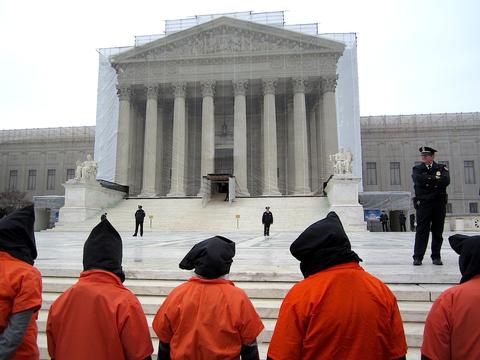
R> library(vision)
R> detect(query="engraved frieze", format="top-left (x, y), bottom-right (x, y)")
top-left (129, 25), bottom-right (333, 61)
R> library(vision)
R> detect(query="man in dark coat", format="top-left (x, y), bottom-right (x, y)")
top-left (412, 146), bottom-right (450, 266)
top-left (133, 205), bottom-right (146, 237)
top-left (380, 210), bottom-right (389, 232)
top-left (399, 212), bottom-right (407, 232)
top-left (262, 206), bottom-right (273, 236)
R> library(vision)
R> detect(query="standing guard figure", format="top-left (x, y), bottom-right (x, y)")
top-left (412, 146), bottom-right (450, 266)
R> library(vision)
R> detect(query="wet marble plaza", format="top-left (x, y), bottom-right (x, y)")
top-left (35, 228), bottom-right (468, 285)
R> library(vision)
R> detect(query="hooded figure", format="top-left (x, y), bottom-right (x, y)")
top-left (179, 235), bottom-right (235, 279)
top-left (0, 205), bottom-right (42, 359)
top-left (153, 236), bottom-right (264, 360)
top-left (290, 211), bottom-right (362, 278)
top-left (46, 220), bottom-right (153, 360)
top-left (422, 234), bottom-right (480, 360)
top-left (83, 219), bottom-right (125, 282)
top-left (0, 204), bottom-right (37, 265)
top-left (268, 212), bottom-right (407, 360)
top-left (449, 234), bottom-right (480, 283)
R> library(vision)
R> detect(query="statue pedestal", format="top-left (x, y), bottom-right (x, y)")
top-left (325, 175), bottom-right (366, 231)
top-left (58, 181), bottom-right (125, 223)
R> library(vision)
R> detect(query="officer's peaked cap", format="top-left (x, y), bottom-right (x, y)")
top-left (419, 146), bottom-right (437, 155)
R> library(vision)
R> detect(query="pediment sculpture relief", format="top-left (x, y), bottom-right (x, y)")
top-left (130, 26), bottom-right (330, 60)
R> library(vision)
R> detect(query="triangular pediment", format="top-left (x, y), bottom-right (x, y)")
top-left (113, 16), bottom-right (345, 63)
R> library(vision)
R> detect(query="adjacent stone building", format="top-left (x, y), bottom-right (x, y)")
top-left (361, 112), bottom-right (480, 215)
top-left (0, 127), bottom-right (95, 197)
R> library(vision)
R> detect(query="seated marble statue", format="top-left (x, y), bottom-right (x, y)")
top-left (80, 155), bottom-right (98, 183)
top-left (330, 148), bottom-right (353, 175)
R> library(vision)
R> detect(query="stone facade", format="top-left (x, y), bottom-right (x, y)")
top-left (0, 127), bottom-right (95, 197)
top-left (361, 112), bottom-right (480, 215)
top-left (107, 16), bottom-right (345, 197)
top-left (1, 113), bottom-right (478, 217)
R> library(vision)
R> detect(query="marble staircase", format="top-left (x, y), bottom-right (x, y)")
top-left (37, 269), bottom-right (450, 359)
top-left (53, 196), bottom-right (332, 232)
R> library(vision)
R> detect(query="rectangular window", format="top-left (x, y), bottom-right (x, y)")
top-left (390, 162), bottom-right (401, 185)
top-left (366, 162), bottom-right (377, 185)
top-left (464, 161), bottom-right (476, 184)
top-left (27, 169), bottom-right (37, 190)
top-left (469, 202), bottom-right (478, 214)
top-left (47, 169), bottom-right (56, 190)
top-left (66, 168), bottom-right (75, 181)
top-left (446, 203), bottom-right (452, 214)
top-left (9, 170), bottom-right (18, 191)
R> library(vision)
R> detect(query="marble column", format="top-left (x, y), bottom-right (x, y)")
top-left (199, 80), bottom-right (215, 177)
top-left (309, 105), bottom-right (319, 193)
top-left (233, 80), bottom-right (250, 196)
top-left (115, 85), bottom-right (132, 186)
top-left (315, 95), bottom-right (325, 183)
top-left (167, 82), bottom-right (187, 197)
top-left (262, 79), bottom-right (281, 196)
top-left (321, 76), bottom-right (339, 177)
top-left (286, 97), bottom-right (295, 194)
top-left (141, 85), bottom-right (159, 196)
top-left (292, 78), bottom-right (311, 195)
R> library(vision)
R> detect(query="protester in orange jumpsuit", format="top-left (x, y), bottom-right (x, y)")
top-left (267, 212), bottom-right (407, 360)
top-left (421, 234), bottom-right (480, 360)
top-left (46, 219), bottom-right (153, 360)
top-left (0, 205), bottom-right (42, 360)
top-left (153, 236), bottom-right (264, 360)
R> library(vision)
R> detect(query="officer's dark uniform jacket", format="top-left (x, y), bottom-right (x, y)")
top-left (135, 209), bottom-right (146, 222)
top-left (412, 162), bottom-right (450, 204)
top-left (262, 212), bottom-right (273, 225)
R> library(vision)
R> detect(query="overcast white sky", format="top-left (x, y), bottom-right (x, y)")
top-left (0, 0), bottom-right (478, 130)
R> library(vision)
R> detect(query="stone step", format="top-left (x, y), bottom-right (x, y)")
top-left (54, 197), bottom-right (332, 232)
top-left (41, 288), bottom-right (432, 325)
top-left (41, 275), bottom-right (451, 301)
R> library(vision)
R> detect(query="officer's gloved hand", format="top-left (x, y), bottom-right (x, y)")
top-left (413, 199), bottom-right (419, 210)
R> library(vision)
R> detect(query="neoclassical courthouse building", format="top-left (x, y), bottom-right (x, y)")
top-left (0, 12), bottom-right (479, 220)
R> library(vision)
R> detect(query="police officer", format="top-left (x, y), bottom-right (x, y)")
top-left (262, 206), bottom-right (273, 236)
top-left (133, 205), bottom-right (146, 237)
top-left (412, 146), bottom-right (450, 265)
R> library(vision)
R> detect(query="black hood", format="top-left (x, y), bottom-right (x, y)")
top-left (179, 236), bottom-right (235, 279)
top-left (290, 211), bottom-right (362, 278)
top-left (0, 204), bottom-right (37, 265)
top-left (449, 234), bottom-right (480, 284)
top-left (83, 219), bottom-right (125, 282)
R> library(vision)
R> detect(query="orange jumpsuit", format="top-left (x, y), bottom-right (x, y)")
top-left (422, 275), bottom-right (480, 360)
top-left (0, 251), bottom-right (42, 360)
top-left (46, 269), bottom-right (153, 360)
top-left (153, 276), bottom-right (264, 359)
top-left (268, 262), bottom-right (407, 360)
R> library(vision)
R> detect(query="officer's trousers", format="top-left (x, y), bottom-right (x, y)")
top-left (413, 200), bottom-right (446, 260)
